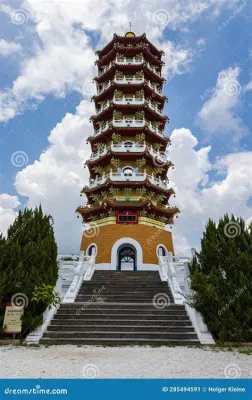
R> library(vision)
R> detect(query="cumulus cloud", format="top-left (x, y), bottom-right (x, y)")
top-left (0, 40), bottom-right (21, 57)
top-left (0, 0), bottom-right (241, 122)
top-left (196, 66), bottom-right (248, 141)
top-left (15, 100), bottom-right (94, 253)
top-left (0, 194), bottom-right (20, 237)
top-left (168, 128), bottom-right (252, 255)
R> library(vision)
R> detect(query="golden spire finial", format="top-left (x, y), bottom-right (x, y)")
top-left (125, 22), bottom-right (135, 38)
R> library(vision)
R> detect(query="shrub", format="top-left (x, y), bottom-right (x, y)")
top-left (189, 214), bottom-right (252, 342)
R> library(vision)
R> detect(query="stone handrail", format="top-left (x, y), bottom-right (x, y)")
top-left (83, 255), bottom-right (96, 281)
top-left (62, 253), bottom-right (94, 303)
top-left (158, 254), bottom-right (184, 304)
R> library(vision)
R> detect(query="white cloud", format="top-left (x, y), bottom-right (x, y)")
top-left (14, 100), bottom-right (94, 253)
top-left (0, 40), bottom-right (21, 57)
top-left (0, 0), bottom-right (241, 122)
top-left (196, 38), bottom-right (206, 48)
top-left (244, 81), bottom-right (252, 93)
top-left (0, 194), bottom-right (20, 237)
top-left (168, 128), bottom-right (252, 255)
top-left (196, 66), bottom-right (248, 141)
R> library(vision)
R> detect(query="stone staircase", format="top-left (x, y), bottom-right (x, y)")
top-left (40, 271), bottom-right (199, 345)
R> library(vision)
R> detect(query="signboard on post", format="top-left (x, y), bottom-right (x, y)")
top-left (3, 303), bottom-right (24, 334)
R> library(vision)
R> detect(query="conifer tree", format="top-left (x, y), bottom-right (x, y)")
top-left (0, 206), bottom-right (58, 336)
top-left (189, 214), bottom-right (252, 342)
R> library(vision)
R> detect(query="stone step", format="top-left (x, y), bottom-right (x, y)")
top-left (43, 331), bottom-right (198, 340)
top-left (54, 313), bottom-right (189, 320)
top-left (56, 308), bottom-right (186, 315)
top-left (51, 319), bottom-right (191, 326)
top-left (40, 270), bottom-right (200, 346)
top-left (47, 325), bottom-right (195, 333)
top-left (40, 337), bottom-right (199, 346)
top-left (60, 303), bottom-right (183, 310)
top-left (80, 283), bottom-right (168, 287)
top-left (75, 298), bottom-right (174, 304)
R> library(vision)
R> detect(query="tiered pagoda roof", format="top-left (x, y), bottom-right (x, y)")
top-left (77, 32), bottom-right (179, 226)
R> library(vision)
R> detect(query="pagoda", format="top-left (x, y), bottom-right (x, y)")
top-left (77, 32), bottom-right (180, 271)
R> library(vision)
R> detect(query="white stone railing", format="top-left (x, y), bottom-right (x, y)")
top-left (113, 118), bottom-right (145, 128)
top-left (147, 121), bottom-right (164, 137)
top-left (94, 122), bottom-right (110, 136)
top-left (113, 96), bottom-right (144, 105)
top-left (147, 80), bottom-right (162, 94)
top-left (90, 146), bottom-right (107, 161)
top-left (96, 101), bottom-right (110, 114)
top-left (110, 169), bottom-right (146, 182)
top-left (83, 255), bottom-right (96, 281)
top-left (116, 56), bottom-right (143, 65)
top-left (157, 252), bottom-right (215, 344)
top-left (89, 174), bottom-right (107, 188)
top-left (183, 262), bottom-right (215, 344)
top-left (63, 254), bottom-right (95, 303)
top-left (147, 101), bottom-right (163, 115)
top-left (158, 254), bottom-right (184, 305)
top-left (98, 62), bottom-right (113, 77)
top-left (148, 174), bottom-right (167, 190)
top-left (148, 145), bottom-right (165, 159)
top-left (145, 62), bottom-right (161, 77)
top-left (111, 141), bottom-right (146, 153)
top-left (26, 252), bottom-right (87, 344)
top-left (97, 80), bottom-right (111, 94)
top-left (115, 76), bottom-right (144, 85)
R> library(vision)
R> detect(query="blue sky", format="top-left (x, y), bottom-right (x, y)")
top-left (0, 0), bottom-right (252, 255)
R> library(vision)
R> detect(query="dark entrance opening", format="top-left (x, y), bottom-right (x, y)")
top-left (118, 246), bottom-right (136, 271)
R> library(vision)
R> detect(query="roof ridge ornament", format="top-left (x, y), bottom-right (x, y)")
top-left (125, 22), bottom-right (135, 38)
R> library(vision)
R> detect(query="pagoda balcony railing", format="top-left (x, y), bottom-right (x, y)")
top-left (97, 80), bottom-right (112, 94)
top-left (111, 141), bottom-right (146, 153)
top-left (113, 96), bottom-right (144, 105)
top-left (148, 174), bottom-right (168, 190)
top-left (88, 172), bottom-right (168, 189)
top-left (94, 122), bottom-right (110, 136)
top-left (89, 174), bottom-right (107, 188)
top-left (115, 77), bottom-right (144, 85)
top-left (146, 121), bottom-right (165, 137)
top-left (93, 119), bottom-right (164, 137)
top-left (110, 169), bottom-right (147, 182)
top-left (148, 145), bottom-right (166, 160)
top-left (147, 80), bottom-right (162, 94)
top-left (90, 146), bottom-right (108, 161)
top-left (113, 118), bottom-right (145, 128)
top-left (116, 57), bottom-right (144, 65)
top-left (145, 62), bottom-right (161, 77)
top-left (96, 101), bottom-right (110, 114)
top-left (98, 62), bottom-right (113, 77)
top-left (147, 101), bottom-right (163, 115)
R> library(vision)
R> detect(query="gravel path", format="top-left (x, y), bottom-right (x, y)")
top-left (0, 345), bottom-right (251, 378)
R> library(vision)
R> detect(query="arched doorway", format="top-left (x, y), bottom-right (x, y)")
top-left (118, 245), bottom-right (136, 271)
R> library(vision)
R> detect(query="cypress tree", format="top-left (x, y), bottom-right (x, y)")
top-left (0, 206), bottom-right (58, 336)
top-left (189, 214), bottom-right (252, 342)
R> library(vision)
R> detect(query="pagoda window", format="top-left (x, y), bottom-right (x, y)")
top-left (157, 245), bottom-right (167, 256)
top-left (123, 167), bottom-right (133, 176)
top-left (87, 244), bottom-right (97, 256)
top-left (124, 141), bottom-right (133, 148)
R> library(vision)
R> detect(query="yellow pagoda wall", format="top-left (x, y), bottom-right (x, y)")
top-left (80, 223), bottom-right (174, 265)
